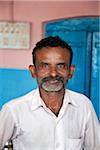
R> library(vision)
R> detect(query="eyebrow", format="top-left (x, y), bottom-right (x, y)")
top-left (39, 61), bottom-right (69, 66)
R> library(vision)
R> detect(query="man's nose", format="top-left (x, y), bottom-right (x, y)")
top-left (50, 67), bottom-right (58, 77)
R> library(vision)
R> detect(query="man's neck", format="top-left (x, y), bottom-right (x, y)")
top-left (39, 88), bottom-right (65, 116)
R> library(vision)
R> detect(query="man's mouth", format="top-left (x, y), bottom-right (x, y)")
top-left (41, 76), bottom-right (64, 92)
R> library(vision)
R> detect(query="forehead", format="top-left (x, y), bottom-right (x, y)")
top-left (35, 47), bottom-right (71, 62)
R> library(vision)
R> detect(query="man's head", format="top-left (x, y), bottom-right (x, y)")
top-left (29, 36), bottom-right (75, 93)
top-left (32, 36), bottom-right (73, 66)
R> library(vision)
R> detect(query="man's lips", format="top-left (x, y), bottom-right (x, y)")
top-left (46, 79), bottom-right (59, 84)
top-left (41, 76), bottom-right (64, 84)
top-left (43, 80), bottom-right (63, 89)
top-left (41, 76), bottom-right (64, 92)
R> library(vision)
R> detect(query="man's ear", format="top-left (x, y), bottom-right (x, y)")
top-left (29, 65), bottom-right (37, 78)
top-left (68, 65), bottom-right (75, 79)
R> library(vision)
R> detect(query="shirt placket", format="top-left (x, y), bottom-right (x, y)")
top-left (54, 119), bottom-right (65, 150)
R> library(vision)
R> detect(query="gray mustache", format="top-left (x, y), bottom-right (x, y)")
top-left (41, 75), bottom-right (64, 83)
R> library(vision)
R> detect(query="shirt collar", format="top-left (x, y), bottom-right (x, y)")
top-left (30, 88), bottom-right (78, 111)
top-left (65, 89), bottom-right (78, 107)
top-left (31, 89), bottom-right (43, 111)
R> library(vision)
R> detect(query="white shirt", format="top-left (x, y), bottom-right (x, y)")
top-left (0, 89), bottom-right (99, 150)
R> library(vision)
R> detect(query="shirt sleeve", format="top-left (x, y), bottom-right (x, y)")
top-left (0, 104), bottom-right (15, 149)
top-left (84, 100), bottom-right (100, 150)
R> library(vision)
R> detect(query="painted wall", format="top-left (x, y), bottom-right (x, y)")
top-left (0, 0), bottom-right (99, 69)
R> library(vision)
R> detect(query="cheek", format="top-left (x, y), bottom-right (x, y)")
top-left (58, 69), bottom-right (69, 77)
top-left (35, 66), bottom-right (49, 77)
top-left (35, 72), bottom-right (47, 84)
top-left (36, 71), bottom-right (48, 80)
top-left (59, 70), bottom-right (69, 83)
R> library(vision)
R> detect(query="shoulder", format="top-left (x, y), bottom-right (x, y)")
top-left (66, 89), bottom-right (93, 109)
top-left (65, 89), bottom-right (98, 121)
top-left (0, 89), bottom-right (39, 126)
top-left (1, 89), bottom-right (38, 111)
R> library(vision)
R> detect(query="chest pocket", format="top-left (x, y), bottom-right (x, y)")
top-left (66, 138), bottom-right (82, 150)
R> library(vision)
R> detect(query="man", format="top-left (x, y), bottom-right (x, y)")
top-left (0, 36), bottom-right (99, 150)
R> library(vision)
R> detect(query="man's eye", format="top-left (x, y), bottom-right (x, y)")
top-left (41, 63), bottom-right (49, 69)
top-left (57, 63), bottom-right (66, 69)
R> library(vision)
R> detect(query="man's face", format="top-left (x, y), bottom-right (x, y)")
top-left (30, 47), bottom-right (73, 92)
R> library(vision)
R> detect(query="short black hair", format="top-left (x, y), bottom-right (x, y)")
top-left (32, 36), bottom-right (73, 66)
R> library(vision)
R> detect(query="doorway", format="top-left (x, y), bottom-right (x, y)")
top-left (44, 17), bottom-right (100, 118)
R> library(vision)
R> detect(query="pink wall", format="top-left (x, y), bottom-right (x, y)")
top-left (0, 1), bottom-right (99, 69)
